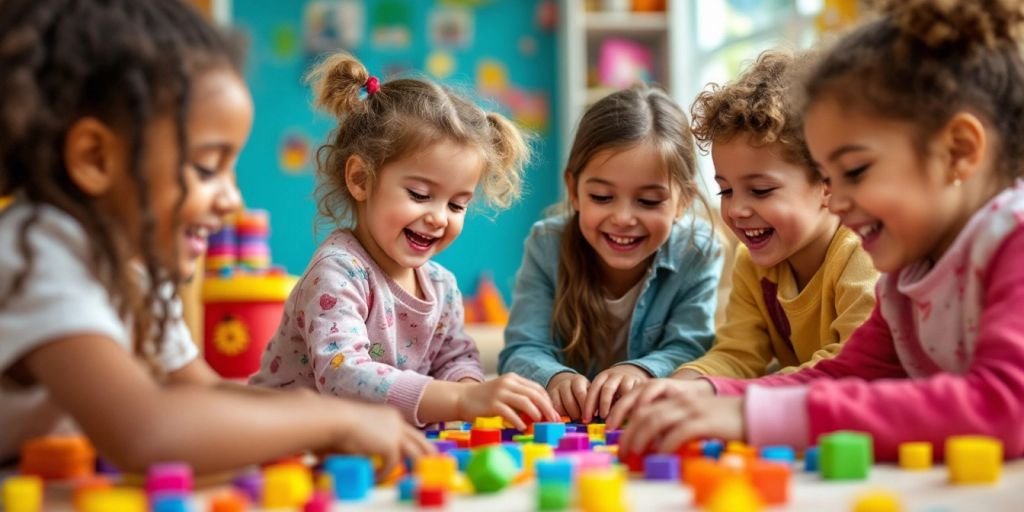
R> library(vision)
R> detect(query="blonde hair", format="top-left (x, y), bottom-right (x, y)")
top-left (307, 52), bottom-right (530, 227)
top-left (691, 49), bottom-right (818, 181)
top-left (553, 85), bottom-right (709, 374)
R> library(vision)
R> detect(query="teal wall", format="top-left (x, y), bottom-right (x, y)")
top-left (231, 0), bottom-right (561, 301)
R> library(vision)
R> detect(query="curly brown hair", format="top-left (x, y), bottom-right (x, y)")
top-left (691, 49), bottom-right (819, 181)
top-left (307, 52), bottom-right (530, 229)
top-left (803, 0), bottom-right (1024, 183)
top-left (0, 0), bottom-right (242, 361)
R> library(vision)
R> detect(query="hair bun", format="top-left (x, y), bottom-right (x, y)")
top-left (870, 0), bottom-right (1024, 49)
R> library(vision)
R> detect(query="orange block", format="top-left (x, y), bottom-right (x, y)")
top-left (750, 460), bottom-right (790, 505)
top-left (208, 489), bottom-right (250, 512)
top-left (690, 461), bottom-right (731, 507)
top-left (19, 436), bottom-right (96, 480)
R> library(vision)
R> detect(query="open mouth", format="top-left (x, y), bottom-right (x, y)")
top-left (739, 227), bottom-right (773, 249)
top-left (404, 228), bottom-right (438, 252)
top-left (604, 232), bottom-right (645, 252)
top-left (184, 225), bottom-right (210, 256)
top-left (853, 221), bottom-right (882, 249)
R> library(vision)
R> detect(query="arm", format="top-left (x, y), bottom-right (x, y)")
top-left (429, 283), bottom-right (485, 383)
top-left (498, 224), bottom-right (576, 387)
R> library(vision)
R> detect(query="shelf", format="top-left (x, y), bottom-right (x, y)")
top-left (584, 11), bottom-right (668, 33)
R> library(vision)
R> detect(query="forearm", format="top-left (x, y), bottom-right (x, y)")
top-left (416, 379), bottom-right (464, 424)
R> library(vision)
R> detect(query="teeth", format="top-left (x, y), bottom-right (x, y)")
top-left (194, 226), bottom-right (209, 238)
top-left (856, 223), bottom-right (880, 238)
top-left (608, 234), bottom-right (637, 245)
top-left (743, 228), bottom-right (769, 238)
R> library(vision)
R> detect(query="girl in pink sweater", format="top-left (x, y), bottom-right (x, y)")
top-left (609, 0), bottom-right (1024, 460)
top-left (251, 52), bottom-right (559, 429)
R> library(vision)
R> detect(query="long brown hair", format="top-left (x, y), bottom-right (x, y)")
top-left (0, 0), bottom-right (242, 361)
top-left (553, 86), bottom-right (709, 373)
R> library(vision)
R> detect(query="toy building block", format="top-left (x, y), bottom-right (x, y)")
top-left (574, 451), bottom-right (614, 472)
top-left (2, 475), bottom-right (42, 512)
top-left (852, 490), bottom-right (904, 512)
top-left (151, 494), bottom-right (190, 512)
top-left (819, 431), bottom-right (873, 480)
top-left (643, 454), bottom-right (680, 481)
top-left (706, 477), bottom-right (762, 512)
top-left (323, 455), bottom-right (373, 500)
top-left (522, 443), bottom-right (555, 474)
top-left (470, 428), bottom-right (502, 448)
top-left (803, 446), bottom-right (819, 472)
top-left (449, 472), bottom-right (475, 494)
top-left (578, 468), bottom-right (626, 512)
top-left (145, 462), bottom-right (194, 497)
top-left (397, 476), bottom-right (418, 502)
top-left (441, 430), bottom-right (471, 448)
top-left (73, 475), bottom-right (113, 511)
top-left (19, 435), bottom-right (96, 480)
top-left (467, 446), bottom-right (519, 493)
top-left (898, 442), bottom-right (932, 470)
top-left (79, 488), bottom-right (147, 512)
top-left (474, 416), bottom-right (504, 429)
top-left (534, 423), bottom-right (567, 446)
top-left (720, 453), bottom-right (748, 472)
top-left (262, 464), bottom-right (313, 509)
top-left (676, 440), bottom-right (703, 460)
top-left (432, 439), bottom-right (458, 453)
top-left (618, 450), bottom-right (646, 473)
top-left (536, 458), bottom-right (574, 485)
top-left (302, 491), bottom-right (331, 512)
top-left (946, 435), bottom-right (1002, 484)
top-left (750, 461), bottom-right (790, 505)
top-left (417, 486), bottom-right (446, 508)
top-left (501, 443), bottom-right (525, 469)
top-left (513, 434), bottom-right (534, 443)
top-left (231, 471), bottom-right (263, 503)
top-left (448, 448), bottom-right (472, 472)
top-left (538, 482), bottom-right (571, 511)
top-left (702, 439), bottom-right (725, 459)
top-left (556, 433), bottom-right (590, 452)
top-left (587, 423), bottom-right (606, 441)
top-left (416, 455), bottom-right (457, 490)
top-left (208, 490), bottom-right (249, 512)
top-left (690, 461), bottom-right (732, 507)
top-left (604, 429), bottom-right (622, 446)
top-left (760, 445), bottom-right (796, 464)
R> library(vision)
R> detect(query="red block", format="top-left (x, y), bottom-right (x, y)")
top-left (418, 486), bottom-right (446, 508)
top-left (470, 428), bottom-right (501, 448)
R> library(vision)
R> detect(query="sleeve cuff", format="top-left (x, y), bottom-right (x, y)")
top-left (705, 376), bottom-right (746, 396)
top-left (744, 384), bottom-right (810, 449)
top-left (386, 372), bottom-right (433, 427)
top-left (443, 365), bottom-right (485, 383)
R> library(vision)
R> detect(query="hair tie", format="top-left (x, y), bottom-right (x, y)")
top-left (364, 76), bottom-right (380, 97)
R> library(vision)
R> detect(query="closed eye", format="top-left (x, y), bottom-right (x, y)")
top-left (589, 194), bottom-right (612, 203)
top-left (844, 164), bottom-right (869, 182)
top-left (716, 188), bottom-right (733, 198)
top-left (448, 202), bottom-right (467, 213)
top-left (638, 198), bottom-right (665, 207)
top-left (751, 187), bottom-right (776, 197)
top-left (407, 189), bottom-right (429, 201)
top-left (191, 162), bottom-right (217, 180)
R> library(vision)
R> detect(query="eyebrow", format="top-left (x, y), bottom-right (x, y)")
top-left (825, 144), bottom-right (868, 163)
top-left (714, 173), bottom-right (775, 182)
top-left (404, 175), bottom-right (474, 198)
top-left (583, 177), bottom-right (669, 192)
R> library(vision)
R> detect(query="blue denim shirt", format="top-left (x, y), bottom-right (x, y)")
top-left (498, 214), bottom-right (722, 386)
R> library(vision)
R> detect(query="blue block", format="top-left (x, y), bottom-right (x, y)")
top-left (804, 446), bottom-right (820, 472)
top-left (702, 439), bottom-right (724, 460)
top-left (449, 448), bottom-right (472, 472)
top-left (424, 429), bottom-right (441, 439)
top-left (151, 494), bottom-right (191, 512)
top-left (501, 443), bottom-right (524, 469)
top-left (323, 455), bottom-right (373, 501)
top-left (535, 458), bottom-right (574, 484)
top-left (534, 423), bottom-right (567, 446)
top-left (397, 476), bottom-right (418, 502)
top-left (761, 445), bottom-right (796, 464)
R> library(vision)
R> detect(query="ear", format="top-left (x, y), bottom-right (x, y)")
top-left (564, 170), bottom-right (579, 211)
top-left (345, 154), bottom-right (370, 201)
top-left (64, 118), bottom-right (124, 196)
top-left (820, 178), bottom-right (832, 208)
top-left (942, 112), bottom-right (987, 184)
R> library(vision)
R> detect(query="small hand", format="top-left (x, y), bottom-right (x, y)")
top-left (331, 402), bottom-right (436, 480)
top-left (604, 377), bottom-right (714, 430)
top-left (546, 372), bottom-right (590, 421)
top-left (618, 394), bottom-right (744, 457)
top-left (582, 365), bottom-right (650, 422)
top-left (457, 374), bottom-right (561, 430)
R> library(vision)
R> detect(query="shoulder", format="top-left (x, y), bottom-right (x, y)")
top-left (305, 230), bottom-right (375, 278)
top-left (528, 215), bottom-right (569, 242)
top-left (0, 201), bottom-right (92, 270)
top-left (827, 227), bottom-right (878, 282)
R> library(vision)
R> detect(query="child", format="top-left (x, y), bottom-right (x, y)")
top-left (604, 50), bottom-right (878, 422)
top-left (614, 0), bottom-right (1024, 461)
top-left (0, 0), bottom-right (433, 476)
top-left (498, 86), bottom-right (723, 422)
top-left (249, 52), bottom-right (560, 430)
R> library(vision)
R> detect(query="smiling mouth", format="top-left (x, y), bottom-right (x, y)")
top-left (404, 229), bottom-right (438, 251)
top-left (604, 232), bottom-right (644, 251)
top-left (739, 227), bottom-right (773, 247)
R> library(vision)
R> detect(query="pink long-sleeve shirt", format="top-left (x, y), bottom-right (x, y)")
top-left (250, 229), bottom-right (484, 424)
top-left (709, 181), bottom-right (1024, 461)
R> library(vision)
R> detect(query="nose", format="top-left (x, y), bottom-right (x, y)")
top-left (215, 173), bottom-right (243, 215)
top-left (611, 201), bottom-right (637, 227)
top-left (425, 204), bottom-right (448, 229)
top-left (725, 197), bottom-right (751, 220)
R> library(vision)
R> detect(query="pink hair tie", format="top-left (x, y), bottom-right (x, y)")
top-left (364, 76), bottom-right (380, 97)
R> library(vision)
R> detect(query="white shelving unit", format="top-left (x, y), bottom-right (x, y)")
top-left (558, 0), bottom-right (694, 164)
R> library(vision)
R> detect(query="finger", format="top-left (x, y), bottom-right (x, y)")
top-left (511, 381), bottom-right (555, 420)
top-left (494, 403), bottom-right (525, 431)
top-left (497, 394), bottom-right (533, 430)
top-left (582, 373), bottom-right (608, 422)
top-left (560, 385), bottom-right (582, 421)
top-left (598, 375), bottom-right (623, 420)
top-left (570, 377), bottom-right (590, 420)
top-left (550, 390), bottom-right (568, 418)
top-left (375, 445), bottom-right (399, 481)
top-left (623, 404), bottom-right (683, 456)
top-left (657, 420), bottom-right (700, 454)
top-left (604, 385), bottom-right (642, 430)
top-left (619, 377), bottom-right (640, 397)
top-left (409, 426), bottom-right (437, 456)
top-left (635, 381), bottom-right (672, 409)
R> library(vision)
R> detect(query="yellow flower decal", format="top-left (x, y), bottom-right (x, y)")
top-left (330, 353), bottom-right (346, 368)
top-left (213, 315), bottom-right (250, 356)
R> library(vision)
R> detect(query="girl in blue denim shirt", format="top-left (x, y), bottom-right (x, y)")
top-left (499, 86), bottom-right (722, 422)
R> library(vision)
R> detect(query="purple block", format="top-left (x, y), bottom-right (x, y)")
top-left (502, 428), bottom-right (519, 442)
top-left (145, 462), bottom-right (193, 496)
top-left (556, 433), bottom-right (590, 452)
top-left (432, 440), bottom-right (457, 453)
top-left (605, 430), bottom-right (622, 445)
top-left (643, 454), bottom-right (680, 481)
top-left (232, 471), bottom-right (263, 503)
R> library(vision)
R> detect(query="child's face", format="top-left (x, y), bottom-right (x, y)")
top-left (712, 136), bottom-right (834, 271)
top-left (569, 142), bottom-right (682, 291)
top-left (149, 68), bottom-right (253, 279)
top-left (805, 98), bottom-right (960, 272)
top-left (356, 139), bottom-right (483, 279)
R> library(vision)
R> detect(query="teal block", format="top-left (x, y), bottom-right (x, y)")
top-left (537, 482), bottom-right (571, 510)
top-left (466, 446), bottom-right (518, 494)
top-left (819, 431), bottom-right (873, 480)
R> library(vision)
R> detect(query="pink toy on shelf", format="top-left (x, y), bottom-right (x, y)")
top-left (597, 38), bottom-right (654, 89)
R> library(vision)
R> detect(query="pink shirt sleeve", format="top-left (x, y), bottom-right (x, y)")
top-left (742, 228), bottom-right (1024, 460)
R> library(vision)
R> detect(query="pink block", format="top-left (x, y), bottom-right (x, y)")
top-left (145, 462), bottom-right (193, 496)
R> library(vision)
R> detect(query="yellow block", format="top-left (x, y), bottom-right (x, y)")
top-left (852, 489), bottom-right (904, 512)
top-left (262, 464), bottom-right (313, 509)
top-left (898, 442), bottom-right (932, 470)
top-left (946, 435), bottom-right (1002, 484)
top-left (588, 423), bottom-right (606, 441)
top-left (521, 443), bottom-right (555, 474)
top-left (3, 476), bottom-right (42, 512)
top-left (416, 455), bottom-right (457, 490)
top-left (79, 488), bottom-right (146, 512)
top-left (577, 468), bottom-right (626, 512)
top-left (707, 477), bottom-right (762, 512)
top-left (474, 416), bottom-right (504, 430)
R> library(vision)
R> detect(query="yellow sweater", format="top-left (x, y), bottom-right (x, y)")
top-left (681, 227), bottom-right (878, 378)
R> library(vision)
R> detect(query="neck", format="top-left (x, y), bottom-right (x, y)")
top-left (786, 215), bottom-right (841, 291)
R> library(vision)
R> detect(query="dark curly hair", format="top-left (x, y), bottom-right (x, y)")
top-left (0, 0), bottom-right (243, 362)
top-left (802, 0), bottom-right (1024, 184)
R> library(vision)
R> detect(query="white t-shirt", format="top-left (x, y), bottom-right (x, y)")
top-left (0, 201), bottom-right (197, 460)
top-left (604, 278), bottom-right (645, 362)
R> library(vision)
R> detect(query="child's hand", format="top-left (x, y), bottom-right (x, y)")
top-left (604, 377), bottom-right (714, 430)
top-left (618, 394), bottom-right (744, 456)
top-left (546, 372), bottom-right (590, 421)
top-left (582, 365), bottom-right (650, 422)
top-left (458, 374), bottom-right (561, 430)
top-left (331, 401), bottom-right (436, 479)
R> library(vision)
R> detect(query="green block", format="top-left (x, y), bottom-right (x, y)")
top-left (466, 446), bottom-right (518, 493)
top-left (819, 431), bottom-right (873, 480)
top-left (538, 482), bottom-right (571, 510)
top-left (513, 434), bottom-right (534, 444)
